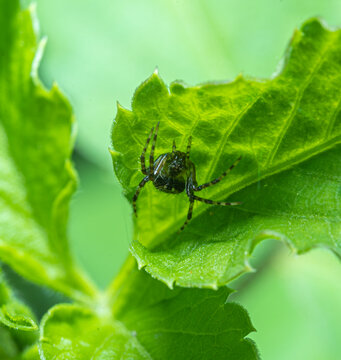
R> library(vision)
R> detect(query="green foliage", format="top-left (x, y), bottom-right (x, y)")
top-left (40, 257), bottom-right (258, 360)
top-left (0, 270), bottom-right (37, 331)
top-left (39, 303), bottom-right (151, 359)
top-left (0, 270), bottom-right (38, 359)
top-left (0, 0), bottom-right (96, 302)
top-left (0, 1), bottom-right (259, 358)
top-left (32, 0), bottom-right (341, 170)
top-left (2, 0), bottom-right (341, 358)
top-left (111, 18), bottom-right (341, 288)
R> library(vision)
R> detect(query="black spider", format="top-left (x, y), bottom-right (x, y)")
top-left (133, 122), bottom-right (242, 231)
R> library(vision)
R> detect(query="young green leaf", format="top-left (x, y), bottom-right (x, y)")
top-left (0, 0), bottom-right (97, 301)
top-left (111, 18), bottom-right (341, 288)
top-left (40, 257), bottom-right (259, 360)
top-left (0, 270), bottom-right (37, 332)
top-left (0, 269), bottom-right (38, 359)
top-left (39, 303), bottom-right (151, 360)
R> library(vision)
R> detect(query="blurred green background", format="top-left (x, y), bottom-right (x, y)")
top-left (21, 0), bottom-right (341, 358)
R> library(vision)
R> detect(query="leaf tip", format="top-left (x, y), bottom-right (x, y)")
top-left (236, 73), bottom-right (244, 82)
top-left (130, 245), bottom-right (147, 270)
top-left (164, 277), bottom-right (175, 289)
top-left (109, 147), bottom-right (120, 159)
top-left (114, 102), bottom-right (133, 128)
top-left (116, 100), bottom-right (123, 111)
top-left (243, 261), bottom-right (255, 274)
top-left (137, 262), bottom-right (145, 271)
top-left (208, 282), bottom-right (218, 290)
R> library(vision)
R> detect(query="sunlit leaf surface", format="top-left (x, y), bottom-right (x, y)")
top-left (1, 2), bottom-right (261, 358)
top-left (112, 18), bottom-right (341, 288)
top-left (0, 0), bottom-right (96, 301)
top-left (40, 257), bottom-right (259, 360)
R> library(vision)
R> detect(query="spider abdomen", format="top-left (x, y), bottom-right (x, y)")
top-left (153, 174), bottom-right (185, 194)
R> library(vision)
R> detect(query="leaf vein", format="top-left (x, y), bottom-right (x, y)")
top-left (205, 91), bottom-right (264, 181)
top-left (325, 95), bottom-right (341, 139)
top-left (266, 34), bottom-right (336, 166)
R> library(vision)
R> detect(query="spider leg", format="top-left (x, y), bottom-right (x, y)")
top-left (194, 156), bottom-right (242, 191)
top-left (140, 126), bottom-right (154, 175)
top-left (172, 140), bottom-right (176, 154)
top-left (133, 176), bottom-right (149, 216)
top-left (180, 198), bottom-right (194, 231)
top-left (186, 136), bottom-right (192, 162)
top-left (192, 194), bottom-right (241, 206)
top-left (179, 175), bottom-right (198, 231)
top-left (149, 121), bottom-right (160, 180)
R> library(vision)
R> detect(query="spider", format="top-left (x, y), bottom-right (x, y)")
top-left (133, 122), bottom-right (242, 231)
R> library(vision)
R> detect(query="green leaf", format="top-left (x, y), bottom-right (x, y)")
top-left (0, 330), bottom-right (39, 360)
top-left (0, 270), bottom-right (37, 332)
top-left (40, 257), bottom-right (258, 360)
top-left (0, 0), bottom-right (96, 300)
top-left (21, 345), bottom-right (40, 360)
top-left (39, 303), bottom-right (151, 360)
top-left (0, 326), bottom-right (18, 360)
top-left (0, 269), bottom-right (38, 359)
top-left (111, 18), bottom-right (341, 288)
top-left (0, 326), bottom-right (38, 360)
top-left (111, 257), bottom-right (259, 360)
top-left (0, 327), bottom-right (38, 360)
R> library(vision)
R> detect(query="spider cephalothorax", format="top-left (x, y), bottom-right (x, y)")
top-left (133, 122), bottom-right (242, 231)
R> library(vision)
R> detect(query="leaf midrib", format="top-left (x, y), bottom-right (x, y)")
top-left (149, 111), bottom-right (341, 247)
